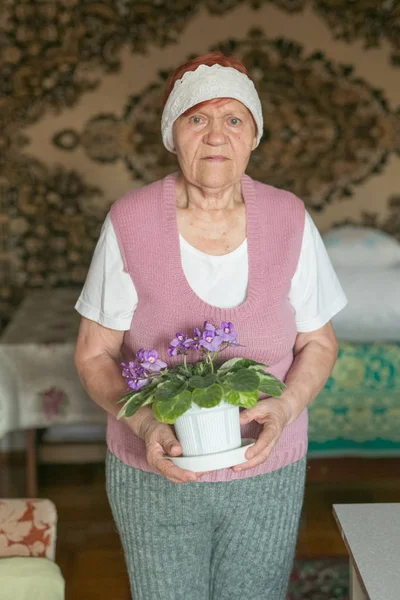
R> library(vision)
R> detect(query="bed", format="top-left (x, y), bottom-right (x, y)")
top-left (306, 225), bottom-right (400, 481)
top-left (308, 340), bottom-right (400, 457)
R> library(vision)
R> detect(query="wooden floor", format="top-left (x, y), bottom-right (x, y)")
top-left (2, 457), bottom-right (400, 600)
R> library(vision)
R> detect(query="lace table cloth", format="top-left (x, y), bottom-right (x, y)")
top-left (0, 288), bottom-right (105, 439)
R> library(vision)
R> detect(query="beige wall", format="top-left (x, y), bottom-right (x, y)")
top-left (1, 1), bottom-right (399, 325)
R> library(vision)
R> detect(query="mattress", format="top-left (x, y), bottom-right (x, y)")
top-left (308, 342), bottom-right (400, 456)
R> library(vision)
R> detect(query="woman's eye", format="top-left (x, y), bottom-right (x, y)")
top-left (190, 116), bottom-right (203, 124)
top-left (229, 117), bottom-right (241, 126)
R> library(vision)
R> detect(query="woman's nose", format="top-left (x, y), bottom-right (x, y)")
top-left (204, 122), bottom-right (226, 146)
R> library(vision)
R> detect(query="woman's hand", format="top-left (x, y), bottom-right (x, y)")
top-left (131, 411), bottom-right (200, 484)
top-left (144, 421), bottom-right (199, 484)
top-left (232, 396), bottom-right (293, 473)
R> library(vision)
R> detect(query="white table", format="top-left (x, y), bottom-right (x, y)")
top-left (333, 503), bottom-right (400, 600)
top-left (0, 288), bottom-right (106, 495)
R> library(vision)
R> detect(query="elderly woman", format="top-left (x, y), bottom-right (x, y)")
top-left (74, 52), bottom-right (347, 599)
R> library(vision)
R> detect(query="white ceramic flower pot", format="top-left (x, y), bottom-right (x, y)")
top-left (173, 401), bottom-right (241, 457)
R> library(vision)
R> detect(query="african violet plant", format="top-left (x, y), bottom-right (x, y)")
top-left (117, 321), bottom-right (285, 424)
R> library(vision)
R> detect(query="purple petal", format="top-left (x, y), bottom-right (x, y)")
top-left (203, 321), bottom-right (216, 332)
top-left (183, 338), bottom-right (195, 349)
top-left (200, 335), bottom-right (224, 352)
top-left (127, 377), bottom-right (149, 391)
top-left (142, 349), bottom-right (160, 366)
top-left (202, 330), bottom-right (215, 342)
top-left (175, 333), bottom-right (187, 342)
top-left (155, 359), bottom-right (167, 369)
top-left (136, 349), bottom-right (146, 361)
top-left (143, 359), bottom-right (167, 372)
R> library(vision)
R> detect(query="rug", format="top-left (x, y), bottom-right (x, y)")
top-left (288, 558), bottom-right (349, 600)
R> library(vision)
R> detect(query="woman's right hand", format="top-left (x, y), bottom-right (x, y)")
top-left (127, 407), bottom-right (200, 484)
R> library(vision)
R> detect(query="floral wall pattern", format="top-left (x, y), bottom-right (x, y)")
top-left (1, 0), bottom-right (400, 327)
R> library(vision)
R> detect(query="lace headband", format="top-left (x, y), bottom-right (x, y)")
top-left (161, 64), bottom-right (264, 153)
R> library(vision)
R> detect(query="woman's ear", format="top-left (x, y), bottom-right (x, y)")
top-left (251, 135), bottom-right (258, 151)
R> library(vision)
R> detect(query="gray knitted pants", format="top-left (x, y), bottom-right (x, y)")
top-left (106, 451), bottom-right (306, 600)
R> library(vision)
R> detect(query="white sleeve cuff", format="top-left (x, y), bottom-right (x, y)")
top-left (75, 298), bottom-right (132, 331)
top-left (295, 294), bottom-right (348, 333)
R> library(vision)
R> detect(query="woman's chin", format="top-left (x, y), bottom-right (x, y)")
top-left (193, 168), bottom-right (238, 190)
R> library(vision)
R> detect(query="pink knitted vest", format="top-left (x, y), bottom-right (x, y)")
top-left (108, 172), bottom-right (308, 482)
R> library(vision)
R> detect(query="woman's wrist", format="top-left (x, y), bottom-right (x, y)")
top-left (279, 389), bottom-right (303, 426)
top-left (124, 406), bottom-right (158, 439)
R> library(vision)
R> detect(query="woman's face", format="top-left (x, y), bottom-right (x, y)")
top-left (173, 99), bottom-right (257, 191)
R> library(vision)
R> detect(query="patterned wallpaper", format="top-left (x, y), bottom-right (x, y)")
top-left (1, 0), bottom-right (400, 327)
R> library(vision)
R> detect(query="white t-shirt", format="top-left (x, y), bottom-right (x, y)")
top-left (75, 211), bottom-right (347, 332)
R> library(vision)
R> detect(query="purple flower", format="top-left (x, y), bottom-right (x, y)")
top-left (184, 339), bottom-right (201, 351)
top-left (121, 361), bottom-right (149, 390)
top-left (171, 333), bottom-right (187, 345)
top-left (183, 327), bottom-right (203, 351)
top-left (122, 361), bottom-right (140, 380)
top-left (136, 348), bottom-right (146, 360)
top-left (141, 350), bottom-right (167, 372)
top-left (200, 329), bottom-right (224, 352)
top-left (216, 321), bottom-right (238, 343)
top-left (127, 376), bottom-right (149, 391)
top-left (168, 333), bottom-right (188, 356)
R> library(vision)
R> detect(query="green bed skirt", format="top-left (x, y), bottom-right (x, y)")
top-left (308, 342), bottom-right (400, 457)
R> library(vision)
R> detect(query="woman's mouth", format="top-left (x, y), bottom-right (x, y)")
top-left (202, 156), bottom-right (229, 162)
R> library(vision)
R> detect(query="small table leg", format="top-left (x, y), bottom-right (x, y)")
top-left (350, 560), bottom-right (368, 600)
top-left (26, 429), bottom-right (38, 498)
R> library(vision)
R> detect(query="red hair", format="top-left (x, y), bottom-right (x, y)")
top-left (162, 52), bottom-right (251, 110)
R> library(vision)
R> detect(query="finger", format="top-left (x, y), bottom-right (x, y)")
top-left (149, 446), bottom-right (197, 483)
top-left (196, 471), bottom-right (212, 478)
top-left (158, 428), bottom-right (183, 456)
top-left (245, 422), bottom-right (280, 459)
top-left (159, 459), bottom-right (198, 483)
top-left (240, 400), bottom-right (269, 424)
top-left (232, 445), bottom-right (274, 472)
top-left (232, 428), bottom-right (280, 472)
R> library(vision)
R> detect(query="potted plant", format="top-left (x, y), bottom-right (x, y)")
top-left (117, 321), bottom-right (285, 470)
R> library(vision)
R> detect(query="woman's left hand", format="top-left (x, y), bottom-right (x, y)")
top-left (232, 395), bottom-right (293, 472)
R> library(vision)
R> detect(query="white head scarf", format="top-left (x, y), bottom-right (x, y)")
top-left (161, 63), bottom-right (264, 153)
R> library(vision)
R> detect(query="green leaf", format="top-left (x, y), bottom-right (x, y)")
top-left (154, 380), bottom-right (187, 401)
top-left (238, 390), bottom-right (259, 408)
top-left (231, 369), bottom-right (260, 392)
top-left (125, 394), bottom-right (155, 417)
top-left (175, 364), bottom-right (192, 377)
top-left (218, 358), bottom-right (268, 375)
top-left (252, 368), bottom-right (285, 385)
top-left (188, 374), bottom-right (217, 389)
top-left (152, 390), bottom-right (192, 424)
top-left (217, 357), bottom-right (242, 373)
top-left (116, 392), bottom-right (134, 405)
top-left (117, 391), bottom-right (154, 420)
top-left (223, 389), bottom-right (241, 406)
top-left (192, 384), bottom-right (224, 408)
top-left (259, 381), bottom-right (285, 397)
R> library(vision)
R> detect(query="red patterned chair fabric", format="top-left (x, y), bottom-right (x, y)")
top-left (0, 499), bottom-right (57, 561)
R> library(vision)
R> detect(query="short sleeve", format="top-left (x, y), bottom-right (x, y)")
top-left (289, 212), bottom-right (347, 332)
top-left (74, 213), bottom-right (138, 330)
